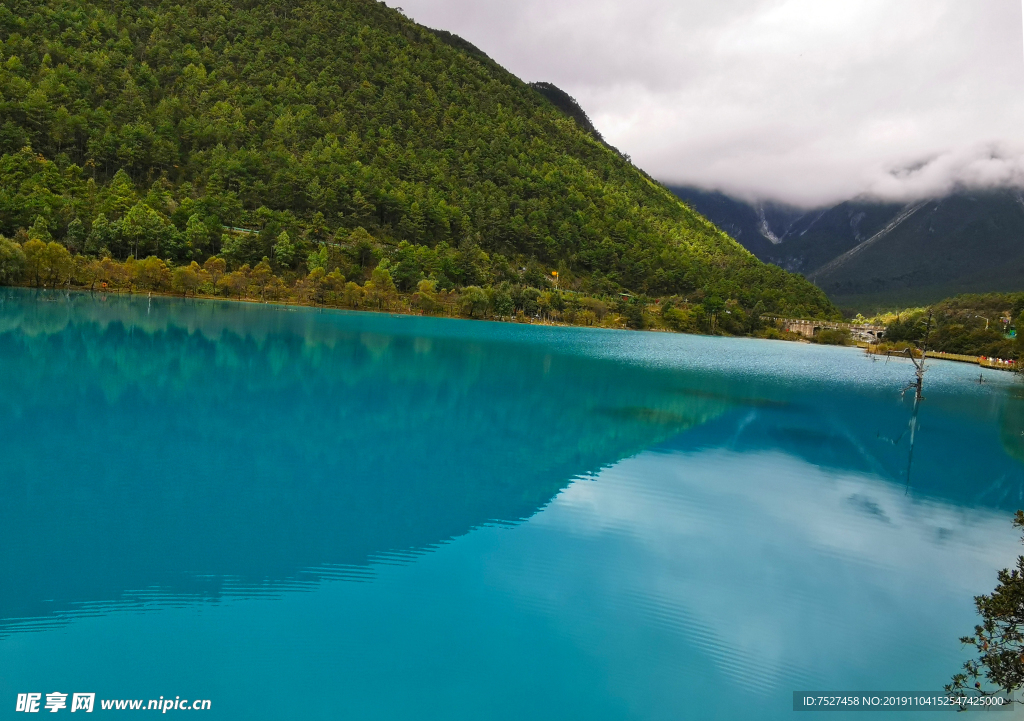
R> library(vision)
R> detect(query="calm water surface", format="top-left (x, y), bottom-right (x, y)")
top-left (2, 288), bottom-right (1024, 719)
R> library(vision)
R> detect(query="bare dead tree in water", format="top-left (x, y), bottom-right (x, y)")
top-left (887, 312), bottom-right (932, 402)
top-left (882, 313), bottom-right (932, 491)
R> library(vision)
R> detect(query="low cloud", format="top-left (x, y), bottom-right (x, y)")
top-left (867, 144), bottom-right (1024, 203)
top-left (398, 0), bottom-right (1024, 207)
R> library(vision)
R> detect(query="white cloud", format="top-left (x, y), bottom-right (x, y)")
top-left (397, 0), bottom-right (1024, 207)
top-left (496, 448), bottom-right (1020, 697)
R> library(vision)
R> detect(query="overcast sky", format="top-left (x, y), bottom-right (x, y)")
top-left (397, 0), bottom-right (1024, 208)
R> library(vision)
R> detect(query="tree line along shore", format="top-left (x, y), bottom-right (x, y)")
top-left (6, 229), bottom-right (1022, 358)
top-left (0, 232), bottom-right (837, 339)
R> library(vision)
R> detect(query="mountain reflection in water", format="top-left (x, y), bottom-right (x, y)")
top-left (2, 288), bottom-right (1024, 721)
top-left (0, 289), bottom-right (728, 631)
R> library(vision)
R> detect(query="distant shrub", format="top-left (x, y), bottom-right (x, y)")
top-left (662, 305), bottom-right (698, 333)
top-left (618, 302), bottom-right (646, 330)
top-left (815, 329), bottom-right (852, 346)
top-left (871, 342), bottom-right (922, 357)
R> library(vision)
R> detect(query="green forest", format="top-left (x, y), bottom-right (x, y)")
top-left (0, 0), bottom-right (839, 326)
top-left (868, 293), bottom-right (1024, 359)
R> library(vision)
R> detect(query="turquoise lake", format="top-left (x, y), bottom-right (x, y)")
top-left (2, 287), bottom-right (1024, 719)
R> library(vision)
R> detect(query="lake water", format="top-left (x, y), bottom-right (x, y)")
top-left (2, 287), bottom-right (1023, 719)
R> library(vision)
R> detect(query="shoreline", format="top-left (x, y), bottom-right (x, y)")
top-left (861, 343), bottom-right (1017, 373)
top-left (10, 286), bottom-right (1023, 376)
top-left (2, 282), bottom-right (806, 343)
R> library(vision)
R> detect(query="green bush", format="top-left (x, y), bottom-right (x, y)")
top-left (815, 329), bottom-right (852, 346)
top-left (0, 237), bottom-right (26, 284)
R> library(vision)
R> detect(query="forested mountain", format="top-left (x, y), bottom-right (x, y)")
top-left (528, 82), bottom-right (609, 148)
top-left (0, 0), bottom-right (837, 319)
top-left (768, 201), bottom-right (905, 275)
top-left (671, 185), bottom-right (1024, 311)
top-left (809, 191), bottom-right (1024, 310)
top-left (667, 186), bottom-right (795, 261)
